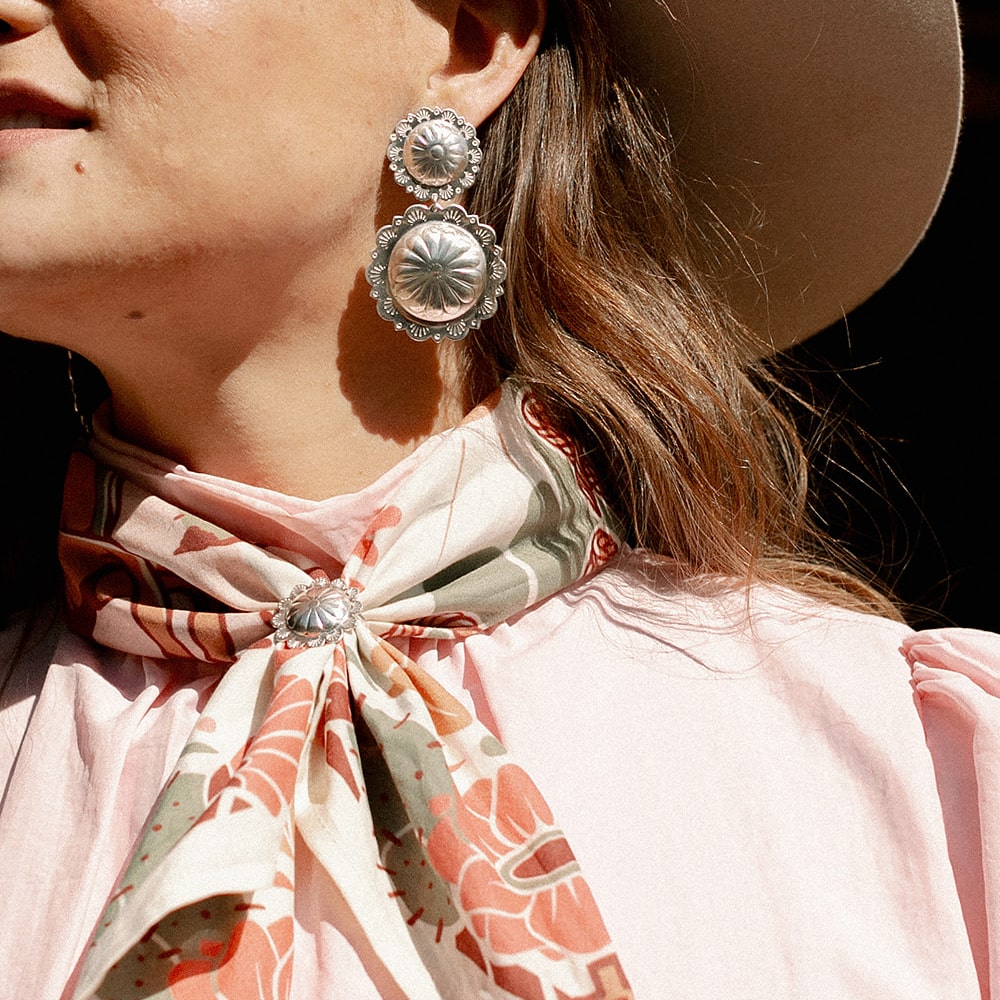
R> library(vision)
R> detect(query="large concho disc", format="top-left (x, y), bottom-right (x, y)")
top-left (387, 221), bottom-right (488, 324)
top-left (366, 203), bottom-right (506, 343)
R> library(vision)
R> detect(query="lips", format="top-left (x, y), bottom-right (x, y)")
top-left (0, 81), bottom-right (91, 131)
top-left (0, 110), bottom-right (89, 130)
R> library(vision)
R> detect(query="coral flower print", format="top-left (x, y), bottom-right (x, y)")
top-left (166, 915), bottom-right (294, 1000)
top-left (427, 764), bottom-right (612, 961)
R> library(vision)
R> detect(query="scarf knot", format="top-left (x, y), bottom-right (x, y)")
top-left (271, 577), bottom-right (362, 649)
top-left (60, 383), bottom-right (632, 1000)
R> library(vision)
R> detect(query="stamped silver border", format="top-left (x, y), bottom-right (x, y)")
top-left (366, 203), bottom-right (506, 343)
top-left (387, 107), bottom-right (482, 203)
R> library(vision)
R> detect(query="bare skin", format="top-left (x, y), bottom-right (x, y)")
top-left (0, 0), bottom-right (543, 498)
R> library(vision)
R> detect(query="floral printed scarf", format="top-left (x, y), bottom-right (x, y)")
top-left (59, 383), bottom-right (630, 1000)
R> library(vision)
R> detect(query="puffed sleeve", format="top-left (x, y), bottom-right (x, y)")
top-left (904, 628), bottom-right (1000, 1000)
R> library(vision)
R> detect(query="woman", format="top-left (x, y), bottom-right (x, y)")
top-left (0, 0), bottom-right (993, 998)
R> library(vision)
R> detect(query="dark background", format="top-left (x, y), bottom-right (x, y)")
top-left (782, 0), bottom-right (998, 630)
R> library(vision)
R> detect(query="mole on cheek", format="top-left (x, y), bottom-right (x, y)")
top-left (127, 311), bottom-right (146, 320)
top-left (74, 162), bottom-right (87, 174)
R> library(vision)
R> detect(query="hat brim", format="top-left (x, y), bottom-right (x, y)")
top-left (613, 0), bottom-right (963, 350)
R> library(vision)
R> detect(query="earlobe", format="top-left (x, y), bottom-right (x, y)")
top-left (425, 0), bottom-right (546, 126)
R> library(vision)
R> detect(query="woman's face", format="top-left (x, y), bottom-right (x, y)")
top-left (0, 0), bottom-right (441, 334)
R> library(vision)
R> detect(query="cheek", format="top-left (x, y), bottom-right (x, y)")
top-left (8, 0), bottom-right (430, 263)
top-left (124, 11), bottom-right (394, 153)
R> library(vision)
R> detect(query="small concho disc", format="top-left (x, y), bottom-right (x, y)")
top-left (387, 220), bottom-right (488, 324)
top-left (402, 119), bottom-right (470, 187)
top-left (273, 578), bottom-right (361, 648)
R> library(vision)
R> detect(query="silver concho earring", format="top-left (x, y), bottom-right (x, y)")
top-left (365, 108), bottom-right (506, 343)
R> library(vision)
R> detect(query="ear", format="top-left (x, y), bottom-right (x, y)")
top-left (422, 0), bottom-right (547, 126)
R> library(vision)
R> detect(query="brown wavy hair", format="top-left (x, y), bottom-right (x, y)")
top-left (463, 0), bottom-right (898, 617)
top-left (0, 0), bottom-right (897, 627)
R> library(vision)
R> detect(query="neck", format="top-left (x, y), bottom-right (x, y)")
top-left (80, 257), bottom-right (468, 500)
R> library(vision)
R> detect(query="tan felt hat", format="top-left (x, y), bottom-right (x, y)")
top-left (613, 0), bottom-right (963, 350)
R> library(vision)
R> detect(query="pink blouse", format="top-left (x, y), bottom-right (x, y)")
top-left (0, 460), bottom-right (996, 998)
